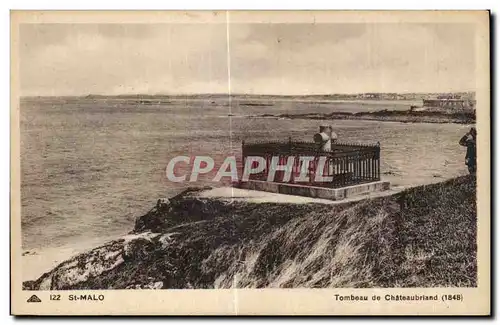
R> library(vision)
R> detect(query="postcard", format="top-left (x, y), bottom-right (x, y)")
top-left (10, 10), bottom-right (490, 315)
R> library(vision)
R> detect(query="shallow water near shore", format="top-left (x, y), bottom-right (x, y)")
top-left (20, 96), bottom-right (473, 280)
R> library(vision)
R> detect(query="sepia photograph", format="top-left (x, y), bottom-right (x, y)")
top-left (10, 10), bottom-right (490, 315)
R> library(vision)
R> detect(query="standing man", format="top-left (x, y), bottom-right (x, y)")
top-left (459, 127), bottom-right (477, 175)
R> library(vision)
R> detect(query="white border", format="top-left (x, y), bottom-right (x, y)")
top-left (2, 1), bottom-right (498, 323)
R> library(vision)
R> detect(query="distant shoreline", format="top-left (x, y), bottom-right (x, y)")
top-left (20, 91), bottom-right (474, 101)
top-left (250, 109), bottom-right (476, 125)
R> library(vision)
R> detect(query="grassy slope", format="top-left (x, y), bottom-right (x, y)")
top-left (25, 176), bottom-right (477, 289)
top-left (209, 176), bottom-right (476, 288)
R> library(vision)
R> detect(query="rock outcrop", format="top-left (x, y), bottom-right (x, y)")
top-left (23, 176), bottom-right (477, 290)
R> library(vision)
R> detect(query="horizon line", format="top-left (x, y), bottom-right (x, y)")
top-left (20, 90), bottom-right (476, 98)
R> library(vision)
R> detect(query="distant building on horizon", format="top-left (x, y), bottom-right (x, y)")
top-left (423, 98), bottom-right (476, 112)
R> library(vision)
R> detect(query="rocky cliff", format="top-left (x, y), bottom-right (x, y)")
top-left (23, 176), bottom-right (477, 290)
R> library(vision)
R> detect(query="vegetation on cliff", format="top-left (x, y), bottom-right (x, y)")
top-left (23, 176), bottom-right (477, 290)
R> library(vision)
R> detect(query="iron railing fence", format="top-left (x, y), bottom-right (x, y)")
top-left (242, 139), bottom-right (381, 188)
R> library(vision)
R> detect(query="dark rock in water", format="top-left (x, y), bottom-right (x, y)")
top-left (257, 109), bottom-right (476, 124)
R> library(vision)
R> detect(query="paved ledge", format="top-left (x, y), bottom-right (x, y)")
top-left (192, 186), bottom-right (340, 204)
top-left (236, 180), bottom-right (391, 201)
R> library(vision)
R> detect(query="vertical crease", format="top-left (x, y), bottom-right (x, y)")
top-left (226, 10), bottom-right (238, 316)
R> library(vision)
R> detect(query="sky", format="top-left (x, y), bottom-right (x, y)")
top-left (19, 22), bottom-right (476, 96)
